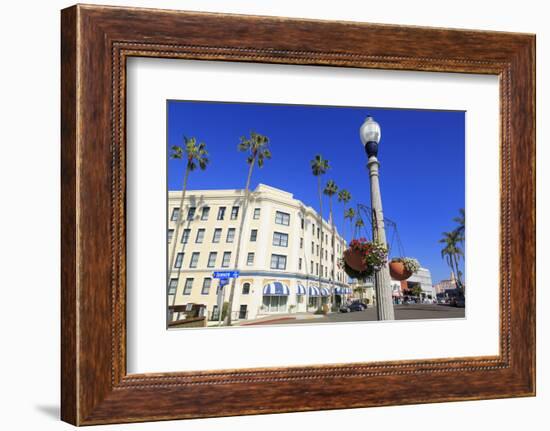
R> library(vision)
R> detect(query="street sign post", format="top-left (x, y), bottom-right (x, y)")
top-left (213, 272), bottom-right (239, 325)
top-left (216, 278), bottom-right (230, 326)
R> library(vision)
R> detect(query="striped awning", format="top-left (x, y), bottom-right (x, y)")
top-left (263, 282), bottom-right (290, 296)
top-left (334, 287), bottom-right (346, 294)
top-left (296, 284), bottom-right (306, 295)
top-left (346, 287), bottom-right (353, 294)
top-left (308, 286), bottom-right (321, 297)
top-left (320, 287), bottom-right (330, 297)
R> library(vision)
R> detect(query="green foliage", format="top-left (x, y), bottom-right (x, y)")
top-left (323, 179), bottom-right (338, 197)
top-left (170, 136), bottom-right (209, 171)
top-left (344, 208), bottom-right (356, 221)
top-left (338, 189), bottom-right (352, 204)
top-left (310, 154), bottom-right (330, 177)
top-left (238, 131), bottom-right (271, 168)
top-left (411, 285), bottom-right (423, 298)
top-left (221, 301), bottom-right (230, 321)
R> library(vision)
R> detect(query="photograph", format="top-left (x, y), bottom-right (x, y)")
top-left (166, 101), bottom-right (466, 328)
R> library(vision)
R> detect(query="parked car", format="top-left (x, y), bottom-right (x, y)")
top-left (339, 305), bottom-right (351, 313)
top-left (348, 302), bottom-right (365, 312)
top-left (450, 296), bottom-right (465, 307)
top-left (351, 300), bottom-right (368, 310)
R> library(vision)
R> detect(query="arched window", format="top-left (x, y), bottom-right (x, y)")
top-left (242, 282), bottom-right (251, 295)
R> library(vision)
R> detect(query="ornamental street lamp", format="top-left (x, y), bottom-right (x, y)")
top-left (360, 116), bottom-right (395, 320)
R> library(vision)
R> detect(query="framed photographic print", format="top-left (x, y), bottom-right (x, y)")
top-left (61, 4), bottom-right (535, 425)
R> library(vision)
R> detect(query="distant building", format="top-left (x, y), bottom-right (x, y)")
top-left (395, 268), bottom-right (434, 302)
top-left (167, 184), bottom-right (349, 324)
top-left (434, 272), bottom-right (459, 298)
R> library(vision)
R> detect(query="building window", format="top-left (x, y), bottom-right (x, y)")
top-left (195, 228), bottom-right (205, 243)
top-left (168, 229), bottom-right (174, 243)
top-left (189, 252), bottom-right (200, 268)
top-left (242, 282), bottom-right (251, 295)
top-left (183, 278), bottom-right (193, 295)
top-left (301, 218), bottom-right (304, 229)
top-left (262, 295), bottom-right (287, 313)
top-left (316, 263), bottom-right (319, 275)
top-left (311, 261), bottom-right (314, 273)
top-left (174, 252), bottom-right (184, 268)
top-left (316, 245), bottom-right (319, 256)
top-left (247, 253), bottom-right (254, 266)
top-left (272, 232), bottom-right (288, 247)
top-left (325, 250), bottom-right (328, 260)
top-left (275, 211), bottom-right (290, 226)
top-left (200, 206), bottom-right (210, 220)
top-left (207, 252), bottom-right (217, 268)
top-left (187, 207), bottom-right (196, 221)
top-left (300, 237), bottom-right (303, 249)
top-left (250, 229), bottom-right (257, 242)
top-left (222, 252), bottom-right (231, 267)
top-left (226, 228), bottom-right (235, 243)
top-left (239, 304), bottom-right (248, 319)
top-left (325, 266), bottom-right (327, 277)
top-left (231, 206), bottom-right (239, 220)
top-left (212, 228), bottom-right (222, 243)
top-left (201, 278), bottom-right (212, 295)
top-left (299, 258), bottom-right (302, 270)
top-left (312, 224), bottom-right (315, 235)
top-left (270, 254), bottom-right (287, 270)
top-left (253, 208), bottom-right (261, 219)
top-left (317, 227), bottom-right (320, 239)
top-left (311, 242), bottom-right (315, 254)
top-left (217, 206), bottom-right (226, 220)
top-left (168, 278), bottom-right (178, 295)
top-left (170, 207), bottom-right (180, 221)
top-left (181, 229), bottom-right (190, 244)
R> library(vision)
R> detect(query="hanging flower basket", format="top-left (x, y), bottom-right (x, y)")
top-left (341, 238), bottom-right (388, 280)
top-left (389, 257), bottom-right (420, 281)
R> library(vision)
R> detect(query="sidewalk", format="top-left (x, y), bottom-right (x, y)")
top-left (237, 312), bottom-right (325, 326)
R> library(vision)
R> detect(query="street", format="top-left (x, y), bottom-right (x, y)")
top-left (245, 303), bottom-right (465, 326)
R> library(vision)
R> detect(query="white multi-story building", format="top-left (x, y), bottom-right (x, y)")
top-left (167, 184), bottom-right (350, 324)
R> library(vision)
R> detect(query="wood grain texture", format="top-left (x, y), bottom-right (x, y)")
top-left (60, 4), bottom-right (535, 425)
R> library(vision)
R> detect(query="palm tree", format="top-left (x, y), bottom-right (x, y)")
top-left (324, 180), bottom-right (338, 308)
top-left (225, 132), bottom-right (271, 326)
top-left (344, 207), bottom-right (356, 240)
top-left (338, 189), bottom-right (351, 240)
top-left (168, 137), bottom-right (209, 294)
top-left (453, 208), bottom-right (465, 240)
top-left (355, 218), bottom-right (365, 231)
top-left (311, 155), bottom-right (330, 295)
top-left (439, 230), bottom-right (464, 293)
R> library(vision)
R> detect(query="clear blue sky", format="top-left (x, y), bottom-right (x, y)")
top-left (167, 100), bottom-right (465, 284)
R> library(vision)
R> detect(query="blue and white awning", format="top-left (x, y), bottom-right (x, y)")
top-left (263, 282), bottom-right (290, 296)
top-left (308, 286), bottom-right (321, 297)
top-left (296, 284), bottom-right (306, 295)
top-left (320, 287), bottom-right (330, 297)
top-left (334, 287), bottom-right (344, 294)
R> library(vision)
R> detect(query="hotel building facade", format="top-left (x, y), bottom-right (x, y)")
top-left (167, 184), bottom-right (350, 324)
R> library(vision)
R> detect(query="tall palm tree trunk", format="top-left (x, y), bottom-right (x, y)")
top-left (453, 254), bottom-right (463, 293)
top-left (329, 198), bottom-right (336, 308)
top-left (225, 161), bottom-right (255, 326)
top-left (317, 176), bottom-right (324, 302)
top-left (168, 167), bottom-right (190, 300)
top-left (342, 203), bottom-right (346, 243)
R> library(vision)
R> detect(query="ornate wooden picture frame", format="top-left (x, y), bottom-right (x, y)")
top-left (61, 4), bottom-right (535, 425)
